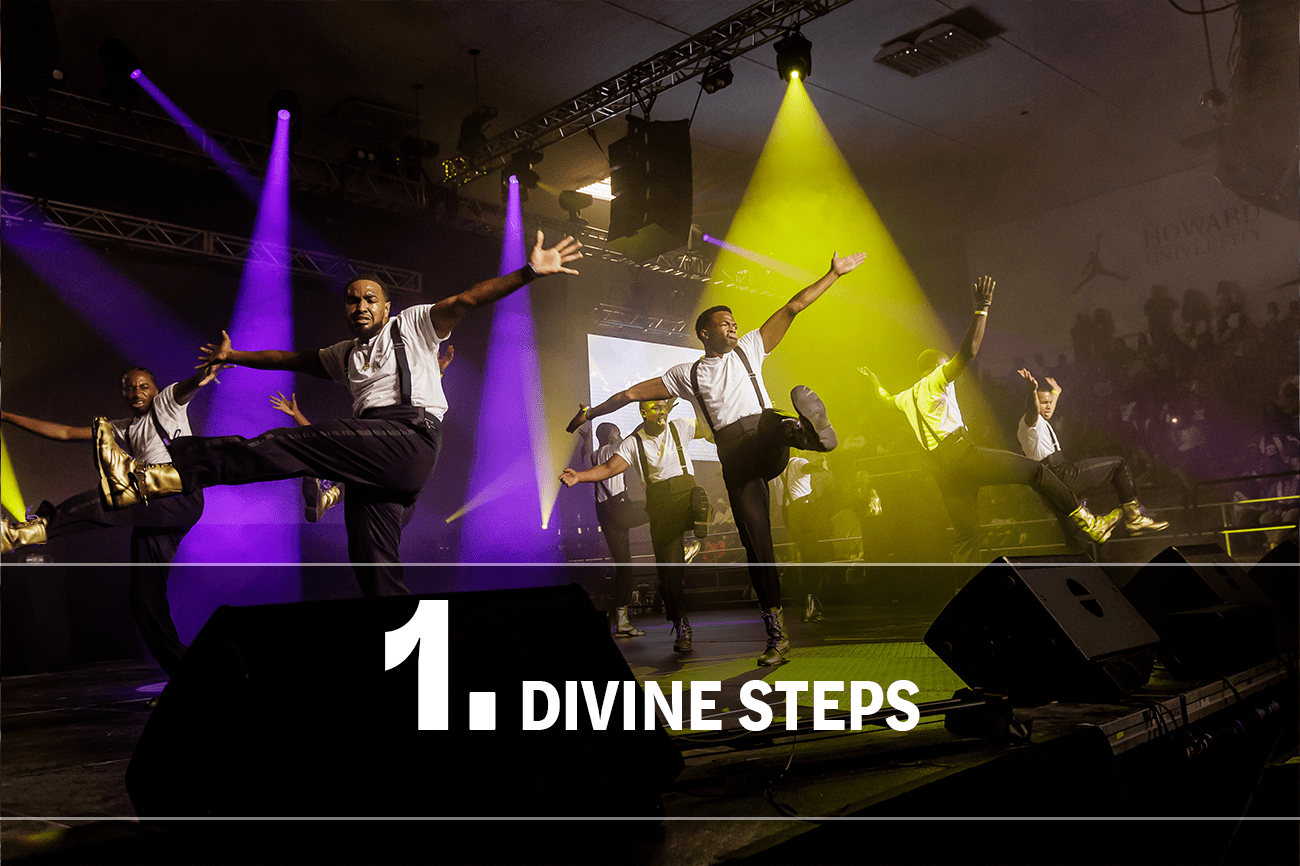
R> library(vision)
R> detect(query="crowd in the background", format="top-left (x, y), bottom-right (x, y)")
top-left (784, 279), bottom-right (1299, 562)
top-left (601, 278), bottom-right (1298, 570)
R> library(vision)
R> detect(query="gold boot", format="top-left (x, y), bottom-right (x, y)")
top-left (94, 417), bottom-right (183, 509)
top-left (2, 516), bottom-right (48, 554)
top-left (304, 479), bottom-right (344, 523)
top-left (757, 606), bottom-right (790, 666)
top-left (1069, 502), bottom-right (1121, 545)
top-left (1122, 501), bottom-right (1169, 534)
top-left (613, 606), bottom-right (645, 638)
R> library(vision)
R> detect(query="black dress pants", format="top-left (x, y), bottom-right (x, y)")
top-left (38, 488), bottom-right (204, 676)
top-left (1049, 455), bottom-right (1138, 504)
top-left (594, 494), bottom-right (648, 608)
top-left (714, 411), bottom-right (791, 611)
top-left (930, 438), bottom-right (1079, 564)
top-left (167, 415), bottom-right (442, 596)
top-left (645, 479), bottom-right (696, 623)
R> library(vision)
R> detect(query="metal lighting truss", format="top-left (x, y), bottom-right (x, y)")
top-left (1, 191), bottom-right (424, 294)
top-left (2, 91), bottom-right (430, 213)
top-left (445, 0), bottom-right (859, 184)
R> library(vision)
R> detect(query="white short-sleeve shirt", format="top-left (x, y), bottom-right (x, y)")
top-left (616, 418), bottom-right (697, 484)
top-left (591, 441), bottom-right (626, 501)
top-left (781, 456), bottom-right (813, 502)
top-left (319, 305), bottom-right (449, 420)
top-left (894, 366), bottom-right (965, 451)
top-left (660, 330), bottom-right (772, 432)
top-left (111, 382), bottom-right (192, 464)
top-left (1018, 413), bottom-right (1062, 462)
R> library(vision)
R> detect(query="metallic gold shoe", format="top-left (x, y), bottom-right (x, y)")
top-left (2, 516), bottom-right (48, 554)
top-left (684, 539), bottom-right (701, 563)
top-left (614, 606), bottom-right (645, 638)
top-left (1068, 502), bottom-right (1120, 545)
top-left (1123, 501), bottom-right (1169, 534)
top-left (672, 616), bottom-right (693, 652)
top-left (304, 478), bottom-right (344, 522)
top-left (93, 417), bottom-right (183, 509)
top-left (757, 607), bottom-right (790, 666)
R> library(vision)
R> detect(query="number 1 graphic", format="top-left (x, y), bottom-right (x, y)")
top-left (384, 599), bottom-right (449, 730)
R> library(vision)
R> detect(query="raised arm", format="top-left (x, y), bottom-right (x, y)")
top-left (940, 275), bottom-right (996, 383)
top-left (430, 231), bottom-right (582, 338)
top-left (173, 364), bottom-right (225, 405)
top-left (1, 410), bottom-right (93, 441)
top-left (269, 392), bottom-right (311, 427)
top-left (200, 330), bottom-right (330, 379)
top-left (559, 454), bottom-right (632, 487)
top-left (565, 376), bottom-right (671, 434)
top-left (856, 366), bottom-right (895, 411)
top-left (759, 251), bottom-right (866, 352)
top-left (1017, 368), bottom-right (1040, 427)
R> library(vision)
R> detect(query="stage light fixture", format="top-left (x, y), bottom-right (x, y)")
top-left (559, 190), bottom-right (594, 223)
top-left (99, 38), bottom-right (142, 106)
top-left (266, 90), bottom-right (302, 143)
top-left (775, 29), bottom-right (812, 83)
top-left (457, 105), bottom-right (498, 157)
top-left (501, 148), bottom-right (542, 202)
top-left (702, 55), bottom-right (734, 94)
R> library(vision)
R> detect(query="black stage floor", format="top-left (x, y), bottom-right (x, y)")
top-left (2, 601), bottom-right (1296, 866)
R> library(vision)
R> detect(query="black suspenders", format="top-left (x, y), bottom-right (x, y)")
top-left (634, 422), bottom-right (689, 483)
top-left (350, 318), bottom-right (413, 406)
top-left (689, 346), bottom-right (765, 434)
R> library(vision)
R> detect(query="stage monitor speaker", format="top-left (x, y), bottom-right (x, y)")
top-left (126, 584), bottom-right (683, 818)
top-left (924, 556), bottom-right (1160, 704)
top-left (1122, 544), bottom-right (1278, 670)
top-left (1250, 539), bottom-right (1298, 649)
top-left (607, 116), bottom-right (692, 262)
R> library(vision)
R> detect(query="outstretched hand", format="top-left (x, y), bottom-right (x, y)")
top-left (565, 403), bottom-right (590, 434)
top-left (1044, 376), bottom-right (1060, 393)
top-left (269, 391), bottom-right (299, 417)
top-left (831, 251), bottom-right (867, 276)
top-left (198, 330), bottom-right (233, 369)
top-left (1017, 368), bottom-right (1038, 390)
top-left (559, 468), bottom-right (580, 488)
top-left (973, 275), bottom-right (996, 308)
top-left (438, 344), bottom-right (455, 374)
top-left (530, 230), bottom-right (583, 277)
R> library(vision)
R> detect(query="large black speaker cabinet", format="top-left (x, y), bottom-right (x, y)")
top-left (126, 585), bottom-right (682, 818)
top-left (607, 116), bottom-right (692, 262)
top-left (1251, 539), bottom-right (1299, 649)
top-left (924, 557), bottom-right (1160, 704)
top-left (1122, 544), bottom-right (1278, 671)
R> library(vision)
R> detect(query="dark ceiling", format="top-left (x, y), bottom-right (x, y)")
top-left (26, 1), bottom-right (1291, 245)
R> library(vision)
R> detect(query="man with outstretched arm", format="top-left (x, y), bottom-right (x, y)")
top-left (566, 251), bottom-right (866, 666)
top-left (1016, 369), bottom-right (1168, 539)
top-left (2, 364), bottom-right (219, 678)
top-left (561, 398), bottom-right (707, 652)
top-left (93, 231), bottom-right (582, 595)
top-left (858, 276), bottom-right (1120, 565)
top-left (268, 345), bottom-right (453, 522)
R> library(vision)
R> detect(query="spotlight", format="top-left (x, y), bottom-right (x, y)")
top-left (775, 29), bottom-right (812, 82)
top-left (457, 105), bottom-right (498, 158)
top-left (267, 90), bottom-right (302, 143)
top-left (130, 68), bottom-right (142, 80)
top-left (501, 147), bottom-right (541, 202)
top-left (701, 55), bottom-right (734, 94)
top-left (559, 190), bottom-right (593, 223)
top-left (99, 38), bottom-right (142, 107)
